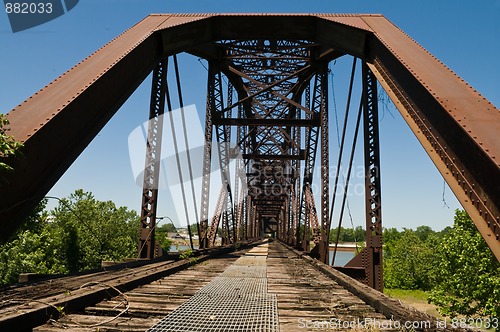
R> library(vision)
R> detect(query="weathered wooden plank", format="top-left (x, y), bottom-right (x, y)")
top-left (34, 314), bottom-right (162, 332)
top-left (16, 240), bottom-right (452, 331)
top-left (266, 242), bottom-right (401, 332)
top-left (2, 241), bottom-right (258, 331)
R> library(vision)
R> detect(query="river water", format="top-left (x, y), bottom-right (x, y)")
top-left (169, 245), bottom-right (355, 267)
top-left (329, 250), bottom-right (355, 266)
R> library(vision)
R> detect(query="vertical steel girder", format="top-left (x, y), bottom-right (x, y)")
top-left (199, 64), bottom-right (217, 249)
top-left (299, 184), bottom-right (311, 252)
top-left (207, 187), bottom-right (226, 246)
top-left (292, 188), bottom-right (299, 247)
top-left (283, 199), bottom-right (288, 242)
top-left (362, 63), bottom-right (383, 291)
top-left (233, 113), bottom-right (242, 243)
top-left (233, 175), bottom-right (240, 242)
top-left (298, 189), bottom-right (307, 251)
top-left (286, 195), bottom-right (293, 244)
top-left (290, 107), bottom-right (301, 246)
top-left (215, 73), bottom-right (236, 245)
top-left (221, 204), bottom-right (230, 245)
top-left (138, 60), bottom-right (167, 259)
top-left (252, 205), bottom-right (258, 239)
top-left (296, 84), bottom-right (309, 249)
top-left (237, 102), bottom-right (248, 241)
top-left (318, 66), bottom-right (330, 263)
top-left (235, 186), bottom-right (245, 241)
top-left (246, 195), bottom-right (253, 239)
top-left (200, 63), bottom-right (237, 248)
top-left (241, 195), bottom-right (247, 240)
top-left (299, 67), bottom-right (329, 263)
top-left (340, 62), bottom-right (383, 291)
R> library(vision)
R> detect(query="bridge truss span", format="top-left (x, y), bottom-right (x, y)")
top-left (1, 14), bottom-right (499, 292)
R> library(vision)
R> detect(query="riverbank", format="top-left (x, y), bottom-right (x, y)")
top-left (384, 289), bottom-right (440, 317)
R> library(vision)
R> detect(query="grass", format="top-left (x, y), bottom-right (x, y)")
top-left (384, 289), bottom-right (442, 318)
top-left (384, 289), bottom-right (496, 332)
top-left (385, 288), bottom-right (430, 302)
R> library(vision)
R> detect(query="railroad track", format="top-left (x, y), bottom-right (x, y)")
top-left (1, 241), bottom-right (459, 331)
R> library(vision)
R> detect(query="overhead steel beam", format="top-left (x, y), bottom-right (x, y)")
top-left (212, 118), bottom-right (319, 127)
top-left (242, 154), bottom-right (306, 161)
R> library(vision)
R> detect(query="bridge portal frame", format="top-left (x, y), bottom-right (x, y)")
top-left (1, 15), bottom-right (499, 285)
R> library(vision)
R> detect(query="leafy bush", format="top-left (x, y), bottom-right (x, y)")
top-left (0, 190), bottom-right (140, 286)
top-left (0, 113), bottom-right (23, 176)
top-left (428, 210), bottom-right (500, 318)
top-left (383, 230), bottom-right (438, 291)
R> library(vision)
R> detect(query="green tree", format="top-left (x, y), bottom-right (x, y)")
top-left (156, 223), bottom-right (175, 252)
top-left (159, 222), bottom-right (177, 233)
top-left (353, 226), bottom-right (366, 242)
top-left (0, 191), bottom-right (141, 286)
top-left (329, 226), bottom-right (366, 244)
top-left (415, 225), bottom-right (434, 242)
top-left (51, 190), bottom-right (140, 271)
top-left (428, 210), bottom-right (500, 319)
top-left (382, 227), bottom-right (401, 251)
top-left (329, 227), bottom-right (338, 243)
top-left (438, 226), bottom-right (452, 237)
top-left (155, 232), bottom-right (173, 252)
top-left (0, 200), bottom-right (65, 285)
top-left (0, 113), bottom-right (23, 175)
top-left (383, 229), bottom-right (437, 290)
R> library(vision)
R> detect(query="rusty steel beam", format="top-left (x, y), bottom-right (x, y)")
top-left (212, 118), bottom-right (319, 127)
top-left (294, 84), bottom-right (307, 250)
top-left (207, 187), bottom-right (226, 247)
top-left (236, 98), bottom-right (248, 241)
top-left (242, 154), bottom-right (305, 161)
top-left (360, 16), bottom-right (500, 261)
top-left (299, 68), bottom-right (328, 261)
top-left (199, 63), bottom-right (218, 249)
top-left (318, 65), bottom-right (330, 264)
top-left (138, 60), bottom-right (167, 259)
top-left (362, 63), bottom-right (383, 292)
top-left (215, 80), bottom-right (236, 245)
top-left (0, 16), bottom-right (172, 241)
top-left (343, 63), bottom-right (384, 290)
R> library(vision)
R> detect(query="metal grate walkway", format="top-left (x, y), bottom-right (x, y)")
top-left (147, 243), bottom-right (279, 332)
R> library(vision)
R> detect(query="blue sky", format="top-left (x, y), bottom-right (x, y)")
top-left (1, 1), bottom-right (499, 231)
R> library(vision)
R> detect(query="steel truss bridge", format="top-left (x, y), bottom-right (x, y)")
top-left (0, 13), bottom-right (499, 311)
